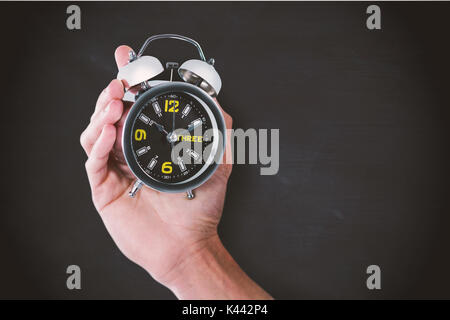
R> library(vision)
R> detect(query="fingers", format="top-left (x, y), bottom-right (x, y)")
top-left (214, 98), bottom-right (233, 129)
top-left (93, 79), bottom-right (124, 117)
top-left (223, 111), bottom-right (233, 130)
top-left (223, 114), bottom-right (233, 173)
top-left (115, 45), bottom-right (134, 68)
top-left (85, 124), bottom-right (116, 189)
top-left (81, 99), bottom-right (124, 155)
top-left (214, 99), bottom-right (233, 176)
top-left (94, 44), bottom-right (132, 116)
top-left (113, 104), bottom-right (131, 157)
top-left (81, 45), bottom-right (133, 157)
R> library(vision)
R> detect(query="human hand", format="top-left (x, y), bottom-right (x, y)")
top-left (80, 45), bottom-right (233, 284)
top-left (81, 45), bottom-right (271, 299)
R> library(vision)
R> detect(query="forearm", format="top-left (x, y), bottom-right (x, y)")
top-left (163, 235), bottom-right (273, 300)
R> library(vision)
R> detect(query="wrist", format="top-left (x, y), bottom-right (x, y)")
top-left (162, 234), bottom-right (272, 300)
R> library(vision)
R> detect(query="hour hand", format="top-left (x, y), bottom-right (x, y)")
top-left (138, 114), bottom-right (168, 134)
top-left (151, 120), bottom-right (168, 135)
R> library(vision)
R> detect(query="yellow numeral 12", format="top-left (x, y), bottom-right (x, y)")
top-left (165, 100), bottom-right (179, 112)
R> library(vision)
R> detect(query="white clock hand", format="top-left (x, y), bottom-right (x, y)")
top-left (150, 120), bottom-right (169, 135)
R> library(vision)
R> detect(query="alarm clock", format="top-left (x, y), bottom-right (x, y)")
top-left (117, 34), bottom-right (226, 200)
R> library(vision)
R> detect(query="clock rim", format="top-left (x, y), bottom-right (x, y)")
top-left (122, 82), bottom-right (226, 193)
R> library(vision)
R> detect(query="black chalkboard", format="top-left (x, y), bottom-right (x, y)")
top-left (0, 2), bottom-right (449, 299)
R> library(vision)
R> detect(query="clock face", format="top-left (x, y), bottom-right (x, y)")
top-left (123, 83), bottom-right (224, 192)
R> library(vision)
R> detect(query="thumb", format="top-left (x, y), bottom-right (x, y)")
top-left (115, 45), bottom-right (134, 69)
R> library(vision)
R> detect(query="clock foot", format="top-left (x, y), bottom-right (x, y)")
top-left (129, 180), bottom-right (144, 198)
top-left (186, 190), bottom-right (195, 200)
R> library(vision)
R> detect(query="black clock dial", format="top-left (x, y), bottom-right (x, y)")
top-left (130, 91), bottom-right (216, 184)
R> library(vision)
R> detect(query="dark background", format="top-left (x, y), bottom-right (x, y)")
top-left (0, 2), bottom-right (449, 299)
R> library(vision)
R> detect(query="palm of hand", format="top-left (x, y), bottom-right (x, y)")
top-left (94, 155), bottom-right (230, 282)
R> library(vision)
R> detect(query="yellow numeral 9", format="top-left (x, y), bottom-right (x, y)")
top-left (135, 129), bottom-right (147, 141)
top-left (161, 162), bottom-right (173, 174)
top-left (164, 100), bottom-right (179, 112)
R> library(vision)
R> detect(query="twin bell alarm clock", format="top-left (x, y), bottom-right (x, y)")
top-left (117, 34), bottom-right (226, 200)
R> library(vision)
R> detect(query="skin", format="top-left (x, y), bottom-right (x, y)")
top-left (80, 45), bottom-right (272, 299)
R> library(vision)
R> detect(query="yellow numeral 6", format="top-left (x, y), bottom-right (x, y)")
top-left (161, 162), bottom-right (172, 174)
